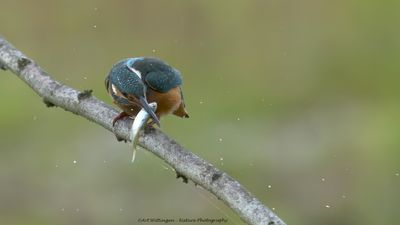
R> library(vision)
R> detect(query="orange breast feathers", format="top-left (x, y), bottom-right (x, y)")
top-left (147, 87), bottom-right (189, 118)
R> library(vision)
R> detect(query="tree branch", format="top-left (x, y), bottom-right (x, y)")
top-left (0, 36), bottom-right (286, 225)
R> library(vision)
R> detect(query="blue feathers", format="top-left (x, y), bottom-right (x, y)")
top-left (107, 58), bottom-right (144, 97)
top-left (145, 70), bottom-right (182, 93)
top-left (133, 57), bottom-right (182, 93)
top-left (106, 57), bottom-right (182, 101)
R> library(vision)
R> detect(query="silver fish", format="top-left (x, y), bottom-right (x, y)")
top-left (129, 102), bottom-right (157, 163)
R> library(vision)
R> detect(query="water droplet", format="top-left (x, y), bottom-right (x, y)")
top-left (119, 208), bottom-right (123, 211)
top-left (199, 101), bottom-right (204, 104)
top-left (272, 207), bottom-right (275, 211)
top-left (267, 185), bottom-right (272, 189)
top-left (237, 117), bottom-right (240, 121)
top-left (325, 205), bottom-right (330, 208)
top-left (76, 208), bottom-right (80, 212)
top-left (94, 7), bottom-right (98, 11)
top-left (152, 49), bottom-right (156, 53)
top-left (218, 138), bottom-right (223, 142)
top-left (83, 76), bottom-right (87, 80)
top-left (55, 164), bottom-right (59, 168)
top-left (73, 160), bottom-right (77, 164)
top-left (93, 25), bottom-right (97, 29)
top-left (342, 195), bottom-right (346, 199)
top-left (61, 208), bottom-right (65, 211)
top-left (220, 157), bottom-right (224, 161)
top-left (103, 160), bottom-right (107, 163)
top-left (395, 173), bottom-right (399, 176)
top-left (321, 177), bottom-right (325, 182)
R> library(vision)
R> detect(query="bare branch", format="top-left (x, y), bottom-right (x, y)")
top-left (0, 36), bottom-right (287, 225)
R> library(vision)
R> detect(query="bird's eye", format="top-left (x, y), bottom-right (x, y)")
top-left (121, 92), bottom-right (128, 97)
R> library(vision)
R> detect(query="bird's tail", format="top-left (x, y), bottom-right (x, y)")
top-left (174, 103), bottom-right (189, 118)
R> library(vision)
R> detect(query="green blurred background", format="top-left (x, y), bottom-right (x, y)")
top-left (1, 0), bottom-right (400, 224)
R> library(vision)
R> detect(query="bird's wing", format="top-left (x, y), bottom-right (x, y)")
top-left (144, 69), bottom-right (182, 93)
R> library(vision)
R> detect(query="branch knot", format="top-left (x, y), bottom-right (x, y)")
top-left (78, 89), bottom-right (93, 101)
top-left (17, 57), bottom-right (31, 71)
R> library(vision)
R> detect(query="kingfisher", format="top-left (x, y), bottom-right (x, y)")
top-left (105, 57), bottom-right (189, 128)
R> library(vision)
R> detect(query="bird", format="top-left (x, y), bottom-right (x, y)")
top-left (105, 57), bottom-right (189, 127)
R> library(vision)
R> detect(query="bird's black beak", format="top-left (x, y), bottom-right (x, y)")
top-left (139, 97), bottom-right (160, 127)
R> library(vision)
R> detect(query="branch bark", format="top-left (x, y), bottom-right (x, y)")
top-left (0, 36), bottom-right (286, 225)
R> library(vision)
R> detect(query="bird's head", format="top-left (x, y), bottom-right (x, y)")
top-left (106, 58), bottom-right (160, 126)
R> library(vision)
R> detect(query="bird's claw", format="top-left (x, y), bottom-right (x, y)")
top-left (112, 111), bottom-right (130, 126)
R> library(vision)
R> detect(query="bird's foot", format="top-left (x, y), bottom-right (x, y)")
top-left (146, 119), bottom-right (159, 128)
top-left (112, 111), bottom-right (130, 126)
top-left (112, 112), bottom-right (131, 142)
